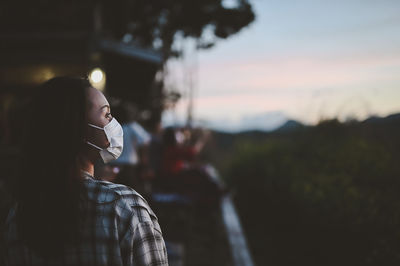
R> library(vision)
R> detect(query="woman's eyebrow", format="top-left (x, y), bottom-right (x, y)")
top-left (100, 105), bottom-right (110, 111)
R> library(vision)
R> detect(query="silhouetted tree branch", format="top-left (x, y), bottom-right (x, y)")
top-left (1, 0), bottom-right (255, 60)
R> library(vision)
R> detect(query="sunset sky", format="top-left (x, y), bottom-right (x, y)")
top-left (163, 0), bottom-right (400, 131)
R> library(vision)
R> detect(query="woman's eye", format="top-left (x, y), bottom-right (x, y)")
top-left (106, 112), bottom-right (112, 119)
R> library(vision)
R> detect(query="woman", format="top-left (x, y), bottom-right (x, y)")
top-left (3, 77), bottom-right (168, 265)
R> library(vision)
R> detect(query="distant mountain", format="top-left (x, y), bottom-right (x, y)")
top-left (363, 113), bottom-right (400, 125)
top-left (275, 119), bottom-right (304, 132)
top-left (205, 111), bottom-right (289, 132)
top-left (163, 110), bottom-right (400, 133)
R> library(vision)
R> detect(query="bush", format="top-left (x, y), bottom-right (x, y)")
top-left (223, 120), bottom-right (400, 266)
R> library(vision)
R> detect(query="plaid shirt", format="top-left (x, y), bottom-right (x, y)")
top-left (3, 176), bottom-right (169, 266)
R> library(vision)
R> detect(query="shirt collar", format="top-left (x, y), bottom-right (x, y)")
top-left (81, 170), bottom-right (94, 180)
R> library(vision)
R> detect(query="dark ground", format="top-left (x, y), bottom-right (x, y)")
top-left (151, 200), bottom-right (233, 266)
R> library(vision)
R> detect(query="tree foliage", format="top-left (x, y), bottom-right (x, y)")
top-left (103, 0), bottom-right (255, 58)
top-left (1, 0), bottom-right (255, 60)
top-left (208, 117), bottom-right (400, 266)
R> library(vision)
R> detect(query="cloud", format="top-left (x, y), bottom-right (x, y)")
top-left (198, 53), bottom-right (400, 96)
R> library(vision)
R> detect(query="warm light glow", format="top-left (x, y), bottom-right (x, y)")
top-left (89, 68), bottom-right (106, 91)
top-left (89, 68), bottom-right (104, 83)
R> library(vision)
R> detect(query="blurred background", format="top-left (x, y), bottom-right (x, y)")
top-left (1, 0), bottom-right (400, 265)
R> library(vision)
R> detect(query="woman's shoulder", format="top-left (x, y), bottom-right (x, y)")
top-left (84, 179), bottom-right (158, 223)
top-left (84, 178), bottom-right (145, 204)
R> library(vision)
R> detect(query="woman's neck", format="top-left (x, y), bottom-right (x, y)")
top-left (79, 155), bottom-right (95, 176)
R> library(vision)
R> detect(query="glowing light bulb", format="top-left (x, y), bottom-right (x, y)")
top-left (89, 68), bottom-right (104, 83)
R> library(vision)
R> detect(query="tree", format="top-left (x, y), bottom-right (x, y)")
top-left (101, 0), bottom-right (255, 59)
top-left (1, 0), bottom-right (254, 59)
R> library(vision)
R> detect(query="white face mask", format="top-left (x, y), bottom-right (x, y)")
top-left (86, 118), bottom-right (124, 163)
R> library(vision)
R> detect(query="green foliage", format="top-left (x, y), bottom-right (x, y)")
top-left (0, 0), bottom-right (255, 60)
top-left (220, 119), bottom-right (400, 266)
top-left (114, 0), bottom-right (255, 58)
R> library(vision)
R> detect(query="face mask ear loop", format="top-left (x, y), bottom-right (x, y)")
top-left (88, 123), bottom-right (104, 130)
top-left (86, 141), bottom-right (103, 151)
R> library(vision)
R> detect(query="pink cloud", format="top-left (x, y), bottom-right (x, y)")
top-left (199, 53), bottom-right (400, 93)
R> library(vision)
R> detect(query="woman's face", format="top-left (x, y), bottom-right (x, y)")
top-left (86, 86), bottom-right (113, 150)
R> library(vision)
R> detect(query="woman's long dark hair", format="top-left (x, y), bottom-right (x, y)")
top-left (15, 77), bottom-right (90, 256)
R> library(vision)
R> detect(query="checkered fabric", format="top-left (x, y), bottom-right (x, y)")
top-left (3, 176), bottom-right (169, 266)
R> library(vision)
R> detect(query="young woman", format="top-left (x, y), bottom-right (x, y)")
top-left (3, 77), bottom-right (168, 265)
